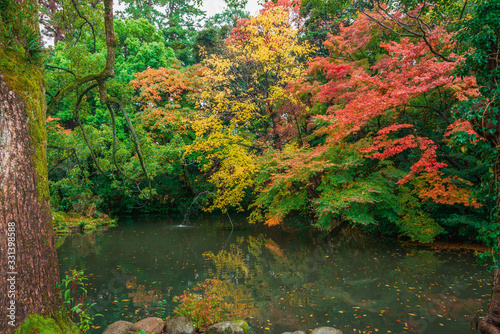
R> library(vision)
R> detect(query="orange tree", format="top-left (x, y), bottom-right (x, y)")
top-left (249, 4), bottom-right (493, 242)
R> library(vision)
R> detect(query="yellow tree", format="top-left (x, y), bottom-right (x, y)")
top-left (186, 0), bottom-right (314, 212)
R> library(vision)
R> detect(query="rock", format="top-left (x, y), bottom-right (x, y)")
top-left (311, 327), bottom-right (343, 334)
top-left (130, 317), bottom-right (165, 334)
top-left (102, 320), bottom-right (134, 334)
top-left (99, 212), bottom-right (110, 219)
top-left (165, 316), bottom-right (196, 334)
top-left (67, 225), bottom-right (83, 233)
top-left (282, 331), bottom-right (306, 334)
top-left (206, 320), bottom-right (249, 334)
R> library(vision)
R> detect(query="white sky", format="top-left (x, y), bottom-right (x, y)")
top-left (202, 0), bottom-right (261, 17)
top-left (114, 0), bottom-right (262, 22)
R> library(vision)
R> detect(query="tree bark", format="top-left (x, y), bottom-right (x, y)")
top-left (475, 19), bottom-right (500, 333)
top-left (479, 152), bottom-right (500, 333)
top-left (0, 0), bottom-right (62, 332)
top-left (480, 271), bottom-right (500, 333)
top-left (0, 74), bottom-right (62, 331)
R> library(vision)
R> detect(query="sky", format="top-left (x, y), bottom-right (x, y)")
top-left (41, 1), bottom-right (262, 46)
top-left (201, 0), bottom-right (261, 17)
top-left (113, 1), bottom-right (262, 22)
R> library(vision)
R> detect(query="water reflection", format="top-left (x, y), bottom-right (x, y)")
top-left (57, 215), bottom-right (490, 334)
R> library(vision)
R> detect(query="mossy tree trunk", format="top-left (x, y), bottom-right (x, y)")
top-left (0, 0), bottom-right (63, 332)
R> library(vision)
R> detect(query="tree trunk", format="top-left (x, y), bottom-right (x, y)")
top-left (0, 0), bottom-right (63, 332)
top-left (479, 152), bottom-right (500, 334)
top-left (480, 270), bottom-right (500, 333)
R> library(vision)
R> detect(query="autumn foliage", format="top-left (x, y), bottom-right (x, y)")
top-left (131, 64), bottom-right (207, 141)
top-left (47, 0), bottom-right (495, 244)
top-left (246, 3), bottom-right (485, 242)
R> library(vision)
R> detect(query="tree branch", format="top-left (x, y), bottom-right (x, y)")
top-left (47, 145), bottom-right (85, 177)
top-left (47, 0), bottom-right (115, 115)
top-left (45, 64), bottom-right (77, 77)
top-left (72, 83), bottom-right (104, 174)
top-left (106, 103), bottom-right (146, 183)
top-left (108, 98), bottom-right (152, 187)
top-left (71, 0), bottom-right (97, 52)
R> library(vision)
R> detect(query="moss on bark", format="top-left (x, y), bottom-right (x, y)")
top-left (0, 0), bottom-right (49, 204)
top-left (0, 2), bottom-right (74, 332)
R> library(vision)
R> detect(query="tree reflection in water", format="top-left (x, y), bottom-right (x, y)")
top-left (56, 216), bottom-right (490, 334)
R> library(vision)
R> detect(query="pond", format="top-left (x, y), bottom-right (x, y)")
top-left (57, 215), bottom-right (491, 334)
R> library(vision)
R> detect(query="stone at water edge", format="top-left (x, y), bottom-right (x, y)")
top-left (130, 317), bottom-right (165, 334)
top-left (282, 331), bottom-right (306, 334)
top-left (311, 327), bottom-right (343, 334)
top-left (102, 320), bottom-right (134, 334)
top-left (206, 320), bottom-right (249, 334)
top-left (165, 316), bottom-right (196, 334)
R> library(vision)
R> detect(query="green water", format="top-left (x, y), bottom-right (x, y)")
top-left (57, 215), bottom-right (491, 334)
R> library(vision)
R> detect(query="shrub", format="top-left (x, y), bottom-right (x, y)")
top-left (173, 279), bottom-right (230, 328)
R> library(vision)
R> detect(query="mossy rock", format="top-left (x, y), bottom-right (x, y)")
top-left (206, 320), bottom-right (249, 334)
top-left (14, 312), bottom-right (81, 334)
top-left (52, 210), bottom-right (117, 234)
top-left (165, 316), bottom-right (196, 334)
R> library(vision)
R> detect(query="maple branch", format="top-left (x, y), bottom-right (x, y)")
top-left (48, 155), bottom-right (73, 174)
top-left (442, 156), bottom-right (463, 172)
top-left (363, 1), bottom-right (455, 63)
top-left (236, 141), bottom-right (261, 152)
top-left (434, 87), bottom-right (452, 121)
top-left (374, 1), bottom-right (422, 37)
top-left (408, 103), bottom-right (451, 125)
top-left (106, 103), bottom-right (144, 183)
top-left (406, 10), bottom-right (432, 32)
top-left (414, 19), bottom-right (455, 63)
top-left (359, 11), bottom-right (414, 38)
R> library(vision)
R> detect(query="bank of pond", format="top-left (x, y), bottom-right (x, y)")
top-left (56, 215), bottom-right (492, 334)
